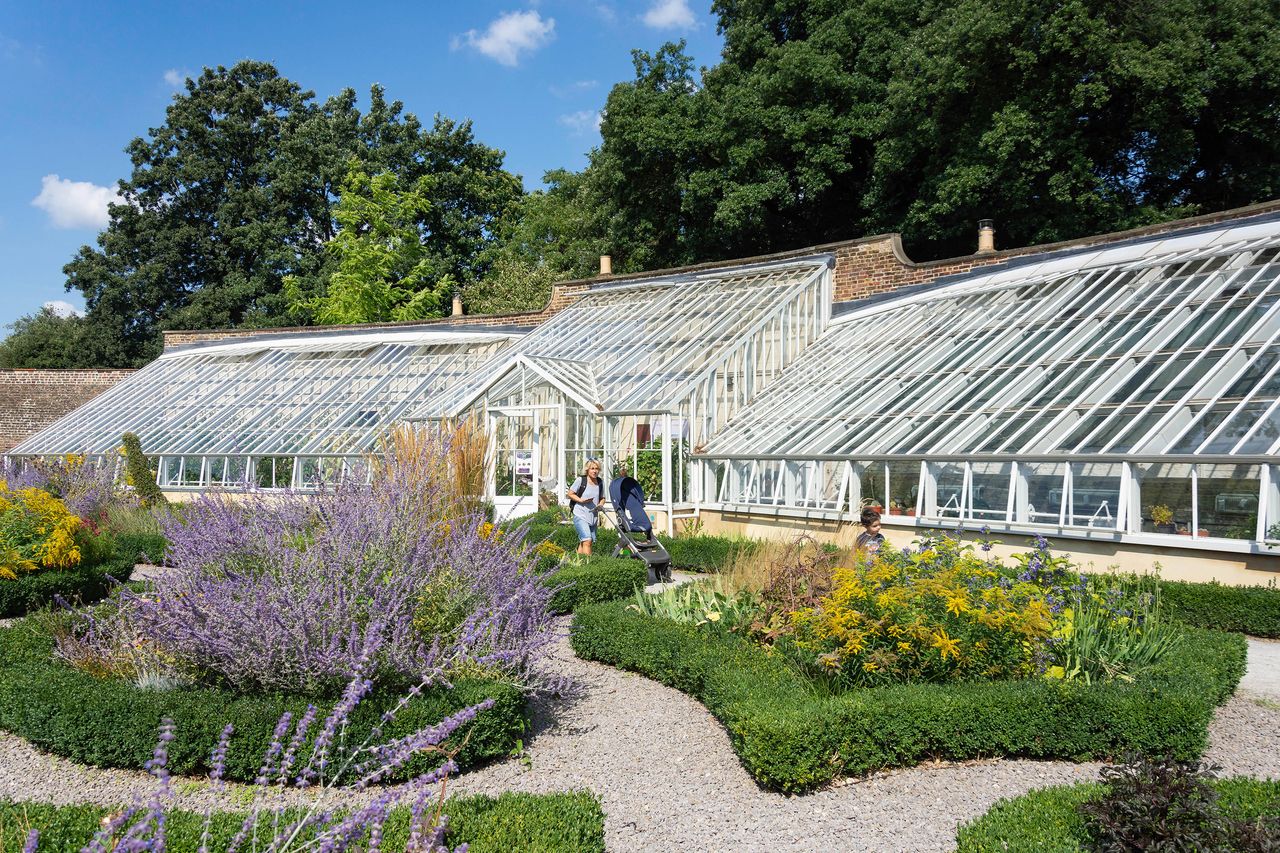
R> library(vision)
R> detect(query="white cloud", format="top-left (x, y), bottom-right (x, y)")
top-left (550, 79), bottom-right (598, 98)
top-left (559, 110), bottom-right (602, 137)
top-left (455, 10), bottom-right (555, 67)
top-left (642, 0), bottom-right (695, 29)
top-left (43, 300), bottom-right (84, 319)
top-left (31, 174), bottom-right (120, 229)
top-left (162, 68), bottom-right (189, 89)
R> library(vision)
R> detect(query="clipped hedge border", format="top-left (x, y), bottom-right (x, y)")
top-left (518, 518), bottom-right (753, 573)
top-left (0, 790), bottom-right (606, 852)
top-left (0, 621), bottom-right (527, 783)
top-left (1156, 578), bottom-right (1280, 638)
top-left (545, 556), bottom-right (649, 614)
top-left (570, 601), bottom-right (1247, 792)
top-left (955, 778), bottom-right (1280, 852)
top-left (0, 532), bottom-right (165, 618)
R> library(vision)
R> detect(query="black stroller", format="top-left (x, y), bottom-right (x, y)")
top-left (607, 475), bottom-right (673, 584)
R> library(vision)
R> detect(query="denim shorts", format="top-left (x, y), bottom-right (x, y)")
top-left (573, 515), bottom-right (597, 542)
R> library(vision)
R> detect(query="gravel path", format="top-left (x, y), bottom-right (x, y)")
top-left (2, 622), bottom-right (1278, 852)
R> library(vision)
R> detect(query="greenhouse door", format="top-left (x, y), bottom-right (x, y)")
top-left (488, 406), bottom-right (561, 520)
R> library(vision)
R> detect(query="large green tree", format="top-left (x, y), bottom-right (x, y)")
top-left (290, 163), bottom-right (447, 323)
top-left (579, 0), bottom-right (1280, 269)
top-left (47, 61), bottom-right (520, 366)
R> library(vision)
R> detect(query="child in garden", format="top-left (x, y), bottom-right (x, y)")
top-left (854, 506), bottom-right (885, 554)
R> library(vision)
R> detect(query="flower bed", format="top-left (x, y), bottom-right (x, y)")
top-left (570, 599), bottom-right (1245, 792)
top-left (0, 791), bottom-right (606, 852)
top-left (956, 776), bottom-right (1280, 851)
top-left (0, 619), bottom-right (527, 781)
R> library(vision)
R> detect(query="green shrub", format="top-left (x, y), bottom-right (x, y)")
top-left (121, 432), bottom-right (166, 508)
top-left (545, 557), bottom-right (648, 614)
top-left (0, 620), bottom-right (527, 782)
top-left (1155, 577), bottom-right (1280, 638)
top-left (111, 531), bottom-right (167, 565)
top-left (570, 601), bottom-right (1246, 792)
top-left (0, 534), bottom-right (140, 618)
top-left (956, 778), bottom-right (1280, 852)
top-left (657, 534), bottom-right (756, 572)
top-left (0, 791), bottom-right (605, 852)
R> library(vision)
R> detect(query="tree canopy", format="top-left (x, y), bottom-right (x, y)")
top-left (580, 0), bottom-right (1280, 271)
top-left (50, 61), bottom-right (520, 366)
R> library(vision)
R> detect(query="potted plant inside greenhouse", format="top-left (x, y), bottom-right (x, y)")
top-left (1149, 504), bottom-right (1176, 534)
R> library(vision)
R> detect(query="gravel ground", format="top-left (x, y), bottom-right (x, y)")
top-left (1, 622), bottom-right (1278, 852)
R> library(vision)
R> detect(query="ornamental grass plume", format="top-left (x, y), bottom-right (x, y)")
top-left (63, 426), bottom-right (555, 694)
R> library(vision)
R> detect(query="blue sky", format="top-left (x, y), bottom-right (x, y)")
top-left (0, 1), bottom-right (724, 330)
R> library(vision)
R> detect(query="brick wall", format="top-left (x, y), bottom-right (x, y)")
top-left (0, 369), bottom-right (135, 452)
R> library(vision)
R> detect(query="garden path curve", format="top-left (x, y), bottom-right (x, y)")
top-left (2, 621), bottom-right (1277, 852)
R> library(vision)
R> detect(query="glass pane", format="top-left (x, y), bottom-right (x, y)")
top-left (857, 462), bottom-right (885, 512)
top-left (932, 463), bottom-right (964, 518)
top-left (969, 462), bottom-right (1011, 521)
top-left (1196, 464), bottom-right (1260, 540)
top-left (1070, 462), bottom-right (1121, 529)
top-left (1021, 462), bottom-right (1064, 525)
top-left (887, 461), bottom-right (919, 516)
top-left (1137, 463), bottom-right (1193, 534)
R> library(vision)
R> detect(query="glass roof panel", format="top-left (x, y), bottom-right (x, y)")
top-left (705, 215), bottom-right (1280, 460)
top-left (414, 259), bottom-right (831, 417)
top-left (9, 329), bottom-right (516, 457)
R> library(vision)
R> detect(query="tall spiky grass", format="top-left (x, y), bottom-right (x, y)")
top-left (377, 420), bottom-right (491, 522)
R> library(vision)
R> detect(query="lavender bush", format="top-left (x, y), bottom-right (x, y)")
top-left (30, 632), bottom-right (483, 852)
top-left (2, 455), bottom-right (135, 525)
top-left (60, 434), bottom-right (556, 694)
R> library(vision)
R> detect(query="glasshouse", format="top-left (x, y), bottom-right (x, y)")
top-left (8, 207), bottom-right (1280, 573)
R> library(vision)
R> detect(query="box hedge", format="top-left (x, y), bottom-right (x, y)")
top-left (0, 621), bottom-right (528, 783)
top-left (1155, 578), bottom-right (1280, 638)
top-left (0, 790), bottom-right (605, 852)
top-left (570, 601), bottom-right (1247, 792)
top-left (955, 778), bottom-right (1280, 852)
top-left (0, 532), bottom-right (163, 618)
top-left (545, 557), bottom-right (649, 614)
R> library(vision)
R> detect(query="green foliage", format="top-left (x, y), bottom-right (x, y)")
top-left (489, 167), bottom-right (612, 281)
top-left (0, 619), bottom-right (527, 781)
top-left (570, 600), bottom-right (1245, 792)
top-left (0, 562), bottom-right (134, 619)
top-left (551, 0), bottom-right (1280, 274)
top-left (956, 777), bottom-right (1280, 852)
top-left (460, 255), bottom-right (558, 316)
top-left (52, 61), bottom-right (520, 367)
top-left (776, 541), bottom-right (1057, 689)
top-left (1052, 580), bottom-right (1180, 685)
top-left (1137, 576), bottom-right (1280, 638)
top-left (545, 556), bottom-right (648, 614)
top-left (289, 163), bottom-right (450, 323)
top-left (658, 533), bottom-right (755, 572)
top-left (0, 791), bottom-right (605, 852)
top-left (626, 577), bottom-right (756, 630)
top-left (121, 432), bottom-right (166, 508)
top-left (0, 307), bottom-right (95, 369)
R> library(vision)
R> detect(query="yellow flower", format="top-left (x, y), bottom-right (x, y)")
top-left (932, 629), bottom-right (960, 661)
top-left (945, 594), bottom-right (968, 616)
top-left (862, 661), bottom-right (880, 673)
top-left (897, 642), bottom-right (912, 653)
